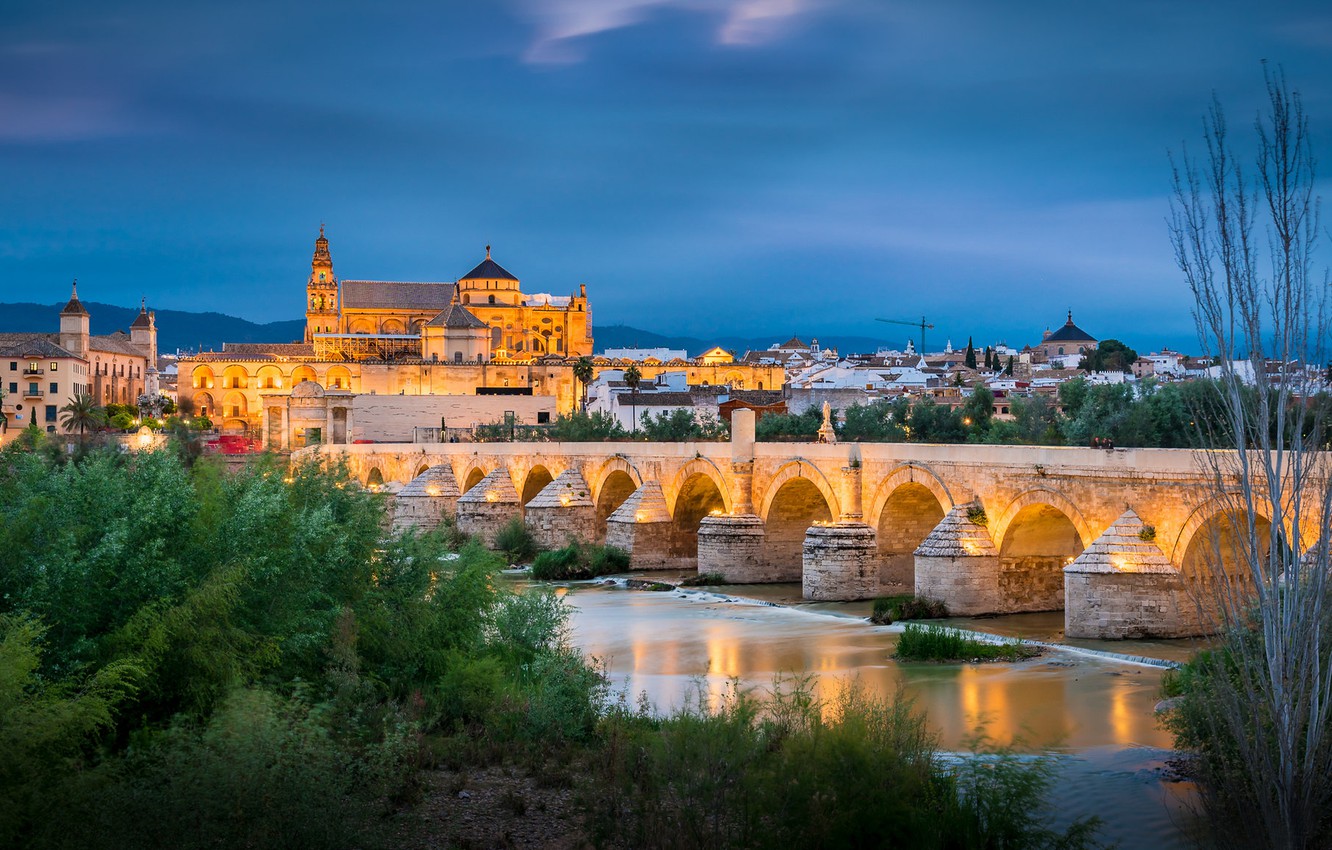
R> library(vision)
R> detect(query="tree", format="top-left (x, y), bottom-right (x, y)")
top-left (572, 357), bottom-right (594, 411)
top-left (1004, 355), bottom-right (1015, 376)
top-left (59, 393), bottom-right (103, 441)
top-left (1167, 68), bottom-right (1332, 849)
top-left (960, 383), bottom-right (994, 438)
top-left (964, 337), bottom-right (977, 370)
top-left (622, 366), bottom-right (642, 435)
top-left (1077, 339), bottom-right (1139, 373)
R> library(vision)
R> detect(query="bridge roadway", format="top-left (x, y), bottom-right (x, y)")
top-left (300, 412), bottom-right (1292, 640)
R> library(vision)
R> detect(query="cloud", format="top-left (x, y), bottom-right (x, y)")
top-left (0, 93), bottom-right (140, 143)
top-left (515, 0), bottom-right (817, 64)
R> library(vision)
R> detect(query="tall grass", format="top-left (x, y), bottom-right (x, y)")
top-left (871, 594), bottom-right (948, 624)
top-left (585, 678), bottom-right (1099, 849)
top-left (895, 623), bottom-right (1036, 662)
top-left (493, 517), bottom-right (541, 563)
top-left (530, 542), bottom-right (631, 580)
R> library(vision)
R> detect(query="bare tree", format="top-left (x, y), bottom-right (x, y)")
top-left (1169, 67), bottom-right (1332, 849)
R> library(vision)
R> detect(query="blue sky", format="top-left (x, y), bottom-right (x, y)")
top-left (2, 0), bottom-right (1330, 353)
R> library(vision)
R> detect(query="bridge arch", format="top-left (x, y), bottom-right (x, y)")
top-left (591, 457), bottom-right (643, 542)
top-left (519, 464), bottom-right (555, 506)
top-left (1173, 496), bottom-right (1276, 590)
top-left (668, 458), bottom-right (733, 517)
top-left (760, 460), bottom-right (839, 579)
top-left (992, 488), bottom-right (1090, 612)
top-left (365, 467), bottom-right (385, 488)
top-left (459, 464), bottom-right (488, 494)
top-left (757, 459), bottom-right (841, 523)
top-left (868, 465), bottom-right (953, 591)
top-left (668, 458), bottom-right (732, 563)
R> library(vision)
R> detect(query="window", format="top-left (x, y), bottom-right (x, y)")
top-left (537, 411), bottom-right (550, 424)
top-left (44, 405), bottom-right (56, 422)
top-left (7, 382), bottom-right (14, 394)
top-left (488, 295), bottom-right (495, 305)
top-left (49, 382), bottom-right (57, 394)
top-left (7, 362), bottom-right (14, 371)
top-left (454, 351), bottom-right (462, 363)
top-left (50, 362), bottom-right (57, 372)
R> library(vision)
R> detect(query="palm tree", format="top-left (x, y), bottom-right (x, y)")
top-left (624, 365), bottom-right (642, 435)
top-left (60, 393), bottom-right (104, 441)
top-left (573, 356), bottom-right (594, 411)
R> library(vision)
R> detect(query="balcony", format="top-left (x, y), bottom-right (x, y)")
top-left (22, 388), bottom-right (44, 399)
top-left (22, 367), bottom-right (43, 377)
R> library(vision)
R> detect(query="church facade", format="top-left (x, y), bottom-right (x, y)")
top-left (177, 229), bottom-right (783, 441)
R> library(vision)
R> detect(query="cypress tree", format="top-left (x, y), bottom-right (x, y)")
top-left (964, 337), bottom-right (977, 370)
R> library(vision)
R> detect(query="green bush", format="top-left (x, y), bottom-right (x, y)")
top-left (531, 543), bottom-right (631, 580)
top-left (871, 595), bottom-right (948, 625)
top-left (493, 517), bottom-right (540, 563)
top-left (895, 624), bottom-right (1037, 662)
top-left (681, 572), bottom-right (727, 586)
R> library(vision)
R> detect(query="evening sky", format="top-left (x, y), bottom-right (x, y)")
top-left (3, 0), bottom-right (1331, 353)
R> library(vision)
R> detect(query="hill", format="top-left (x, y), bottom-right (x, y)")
top-left (0, 302), bottom-right (305, 354)
top-left (0, 303), bottom-right (896, 359)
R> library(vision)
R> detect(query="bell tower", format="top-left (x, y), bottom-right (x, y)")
top-left (305, 224), bottom-right (339, 343)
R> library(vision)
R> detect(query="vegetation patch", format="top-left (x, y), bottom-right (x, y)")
top-left (680, 571), bottom-right (727, 587)
top-left (493, 517), bottom-right (541, 563)
top-left (895, 623), bottom-right (1039, 663)
top-left (530, 543), bottom-right (631, 581)
top-left (871, 595), bottom-right (948, 625)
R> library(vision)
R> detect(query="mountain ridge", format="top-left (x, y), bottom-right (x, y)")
top-left (0, 302), bottom-right (900, 358)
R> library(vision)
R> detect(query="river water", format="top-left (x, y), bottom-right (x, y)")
top-left (528, 574), bottom-right (1204, 848)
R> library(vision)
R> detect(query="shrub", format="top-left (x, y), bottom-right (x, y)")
top-left (871, 595), bottom-right (948, 624)
top-left (681, 572), bottom-right (727, 586)
top-left (895, 624), bottom-right (1036, 662)
top-left (531, 543), bottom-right (630, 581)
top-left (493, 518), bottom-right (540, 563)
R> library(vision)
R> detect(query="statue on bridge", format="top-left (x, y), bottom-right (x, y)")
top-left (817, 401), bottom-right (837, 444)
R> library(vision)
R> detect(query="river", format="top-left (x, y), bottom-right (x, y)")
top-left (528, 574), bottom-right (1203, 848)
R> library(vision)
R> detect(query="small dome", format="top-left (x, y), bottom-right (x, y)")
top-left (291, 379), bottom-right (325, 398)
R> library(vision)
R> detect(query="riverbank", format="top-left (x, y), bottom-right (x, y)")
top-left (513, 573), bottom-right (1201, 848)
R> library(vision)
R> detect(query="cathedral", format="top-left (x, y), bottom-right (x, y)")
top-left (301, 227), bottom-right (592, 362)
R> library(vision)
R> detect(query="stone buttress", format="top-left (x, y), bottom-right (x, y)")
top-left (455, 467), bottom-right (522, 547)
top-left (524, 468), bottom-right (596, 549)
top-left (604, 482), bottom-right (676, 569)
top-left (1064, 509), bottom-right (1208, 639)
top-left (914, 503), bottom-right (1000, 615)
top-left (391, 465), bottom-right (461, 532)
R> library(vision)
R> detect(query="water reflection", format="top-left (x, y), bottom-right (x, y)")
top-left (562, 582), bottom-right (1172, 752)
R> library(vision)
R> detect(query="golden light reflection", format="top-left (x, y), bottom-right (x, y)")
top-left (1110, 680), bottom-right (1132, 744)
top-left (634, 510), bottom-right (647, 523)
top-left (425, 485), bottom-right (441, 497)
top-left (560, 493), bottom-right (572, 507)
top-left (485, 490), bottom-right (499, 502)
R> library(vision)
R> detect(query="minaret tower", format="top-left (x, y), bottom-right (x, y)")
top-left (130, 297), bottom-right (160, 397)
top-left (305, 224), bottom-right (339, 343)
top-left (59, 279), bottom-right (90, 357)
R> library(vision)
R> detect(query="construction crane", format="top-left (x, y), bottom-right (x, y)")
top-left (876, 316), bottom-right (934, 356)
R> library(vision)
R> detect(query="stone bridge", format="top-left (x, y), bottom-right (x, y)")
top-left (300, 412), bottom-right (1297, 640)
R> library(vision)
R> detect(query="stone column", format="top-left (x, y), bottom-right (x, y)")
top-left (914, 503), bottom-right (1001, 615)
top-left (840, 463), bottom-right (863, 522)
top-left (524, 468), bottom-right (596, 549)
top-left (604, 481), bottom-right (675, 570)
top-left (1064, 509), bottom-right (1209, 639)
top-left (803, 523), bottom-right (878, 600)
top-left (698, 514), bottom-right (769, 581)
top-left (731, 461), bottom-right (755, 515)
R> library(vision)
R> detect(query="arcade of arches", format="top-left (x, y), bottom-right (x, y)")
top-left (311, 426), bottom-right (1327, 641)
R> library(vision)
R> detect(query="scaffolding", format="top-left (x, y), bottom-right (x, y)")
top-left (312, 334), bottom-right (421, 362)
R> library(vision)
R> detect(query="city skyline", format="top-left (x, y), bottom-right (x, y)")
top-left (4, 0), bottom-right (1331, 354)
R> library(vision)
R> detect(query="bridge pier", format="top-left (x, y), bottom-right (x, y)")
top-left (391, 465), bottom-right (461, 533)
top-left (698, 514), bottom-right (770, 581)
top-left (455, 467), bottom-right (523, 548)
top-left (1064, 510), bottom-right (1209, 639)
top-left (803, 522), bottom-right (878, 600)
top-left (524, 469), bottom-right (595, 549)
top-left (604, 482), bottom-right (676, 569)
top-left (914, 504), bottom-right (1001, 615)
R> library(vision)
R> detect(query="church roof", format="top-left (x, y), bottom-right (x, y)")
top-left (61, 282), bottom-right (89, 316)
top-left (779, 336), bottom-right (809, 350)
top-left (340, 281), bottom-right (455, 311)
top-left (425, 302), bottom-right (488, 330)
top-left (130, 301), bottom-right (153, 328)
top-left (1045, 312), bottom-right (1096, 343)
top-left (460, 247), bottom-right (518, 282)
